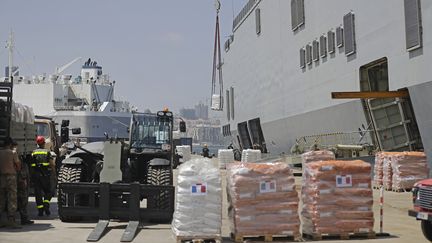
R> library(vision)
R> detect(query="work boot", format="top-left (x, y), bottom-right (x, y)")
top-left (21, 218), bottom-right (34, 225)
top-left (38, 209), bottom-right (44, 217)
top-left (6, 217), bottom-right (22, 229)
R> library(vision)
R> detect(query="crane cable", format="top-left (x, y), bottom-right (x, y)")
top-left (211, 0), bottom-right (223, 110)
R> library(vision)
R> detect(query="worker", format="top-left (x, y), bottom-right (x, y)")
top-left (0, 137), bottom-right (21, 228)
top-left (13, 141), bottom-right (34, 225)
top-left (31, 136), bottom-right (55, 217)
top-left (202, 144), bottom-right (210, 158)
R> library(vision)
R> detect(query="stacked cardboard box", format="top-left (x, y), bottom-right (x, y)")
top-left (227, 162), bottom-right (300, 237)
top-left (302, 160), bottom-right (374, 235)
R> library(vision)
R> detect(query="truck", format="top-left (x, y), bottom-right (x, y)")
top-left (0, 82), bottom-right (36, 159)
top-left (409, 179), bottom-right (432, 241)
top-left (56, 109), bottom-right (185, 242)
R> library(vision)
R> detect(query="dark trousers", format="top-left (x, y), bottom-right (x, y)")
top-left (32, 174), bottom-right (52, 209)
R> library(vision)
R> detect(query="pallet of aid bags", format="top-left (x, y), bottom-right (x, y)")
top-left (172, 158), bottom-right (222, 243)
top-left (226, 162), bottom-right (302, 242)
top-left (301, 159), bottom-right (376, 240)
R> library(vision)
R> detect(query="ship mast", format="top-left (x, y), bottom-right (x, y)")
top-left (6, 30), bottom-right (14, 82)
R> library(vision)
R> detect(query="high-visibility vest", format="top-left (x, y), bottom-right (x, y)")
top-left (31, 149), bottom-right (51, 168)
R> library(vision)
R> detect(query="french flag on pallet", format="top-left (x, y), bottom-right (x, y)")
top-left (191, 183), bottom-right (207, 195)
top-left (336, 175), bottom-right (353, 188)
top-left (259, 180), bottom-right (277, 193)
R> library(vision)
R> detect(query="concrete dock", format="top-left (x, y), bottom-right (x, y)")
top-left (0, 164), bottom-right (428, 243)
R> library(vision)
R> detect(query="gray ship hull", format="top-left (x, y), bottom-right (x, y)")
top-left (53, 110), bottom-right (131, 142)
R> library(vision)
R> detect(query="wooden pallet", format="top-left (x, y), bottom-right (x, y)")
top-left (302, 231), bottom-right (376, 241)
top-left (390, 188), bottom-right (412, 193)
top-left (175, 236), bottom-right (222, 243)
top-left (231, 233), bottom-right (301, 242)
top-left (383, 187), bottom-right (412, 192)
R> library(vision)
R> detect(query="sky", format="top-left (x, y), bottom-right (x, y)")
top-left (0, 0), bottom-right (246, 113)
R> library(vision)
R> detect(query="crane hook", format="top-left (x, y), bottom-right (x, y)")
top-left (214, 0), bottom-right (221, 13)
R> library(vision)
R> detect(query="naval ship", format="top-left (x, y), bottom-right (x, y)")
top-left (5, 57), bottom-right (132, 143)
top-left (219, 0), bottom-right (432, 162)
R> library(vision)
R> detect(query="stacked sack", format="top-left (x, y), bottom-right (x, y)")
top-left (374, 152), bottom-right (397, 189)
top-left (301, 150), bottom-right (335, 164)
top-left (391, 152), bottom-right (429, 191)
top-left (218, 149), bottom-right (234, 169)
top-left (172, 158), bottom-right (222, 238)
top-left (227, 162), bottom-right (300, 238)
top-left (302, 160), bottom-right (374, 235)
top-left (176, 145), bottom-right (192, 163)
top-left (241, 149), bottom-right (261, 162)
top-left (373, 152), bottom-right (385, 188)
top-left (382, 153), bottom-right (394, 190)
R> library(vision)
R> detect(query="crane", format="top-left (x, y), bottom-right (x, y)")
top-left (55, 57), bottom-right (82, 75)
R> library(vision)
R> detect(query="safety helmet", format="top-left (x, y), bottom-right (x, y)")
top-left (36, 136), bottom-right (45, 145)
top-left (204, 144), bottom-right (208, 148)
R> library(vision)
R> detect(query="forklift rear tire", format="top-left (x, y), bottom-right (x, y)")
top-left (421, 220), bottom-right (432, 241)
top-left (57, 164), bottom-right (83, 222)
top-left (147, 165), bottom-right (173, 223)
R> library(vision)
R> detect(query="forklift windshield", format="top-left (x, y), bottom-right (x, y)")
top-left (130, 113), bottom-right (172, 149)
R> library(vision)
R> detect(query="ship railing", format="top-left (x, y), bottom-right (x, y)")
top-left (295, 130), bottom-right (375, 152)
top-left (233, 0), bottom-right (261, 32)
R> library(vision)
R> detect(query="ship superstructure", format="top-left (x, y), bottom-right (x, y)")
top-left (4, 57), bottom-right (132, 142)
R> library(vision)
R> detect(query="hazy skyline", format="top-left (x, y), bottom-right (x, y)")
top-left (0, 0), bottom-right (246, 113)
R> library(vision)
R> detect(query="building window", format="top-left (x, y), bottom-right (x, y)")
top-left (336, 26), bottom-right (344, 48)
top-left (328, 30), bottom-right (336, 54)
top-left (306, 44), bottom-right (312, 65)
top-left (344, 11), bottom-right (356, 56)
top-left (226, 89), bottom-right (230, 121)
top-left (320, 35), bottom-right (327, 58)
top-left (404, 0), bottom-right (422, 51)
top-left (256, 8), bottom-right (261, 35)
top-left (300, 48), bottom-right (306, 68)
top-left (222, 124), bottom-right (231, 137)
top-left (230, 86), bottom-right (235, 120)
top-left (312, 40), bottom-right (319, 62)
top-left (224, 39), bottom-right (230, 52)
top-left (291, 0), bottom-right (305, 31)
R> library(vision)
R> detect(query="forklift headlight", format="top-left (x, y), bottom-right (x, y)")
top-left (157, 111), bottom-right (165, 117)
top-left (162, 144), bottom-right (171, 151)
top-left (165, 111), bottom-right (173, 117)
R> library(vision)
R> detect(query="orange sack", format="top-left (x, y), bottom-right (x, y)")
top-left (301, 159), bottom-right (375, 235)
top-left (227, 162), bottom-right (300, 237)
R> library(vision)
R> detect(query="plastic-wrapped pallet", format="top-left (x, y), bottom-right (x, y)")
top-left (302, 160), bottom-right (374, 235)
top-left (172, 158), bottom-right (222, 239)
top-left (241, 149), bottom-right (261, 162)
top-left (383, 155), bottom-right (393, 190)
top-left (301, 150), bottom-right (335, 164)
top-left (391, 152), bottom-right (429, 191)
top-left (227, 162), bottom-right (301, 239)
top-left (211, 94), bottom-right (221, 110)
top-left (218, 149), bottom-right (234, 169)
top-left (373, 152), bottom-right (384, 188)
top-left (176, 145), bottom-right (192, 163)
